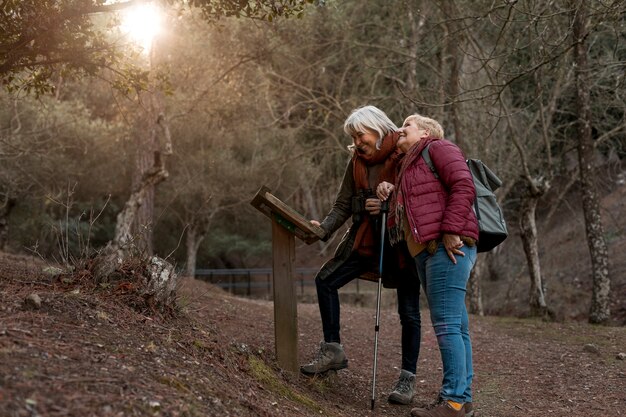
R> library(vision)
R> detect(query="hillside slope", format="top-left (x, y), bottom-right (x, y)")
top-left (290, 170), bottom-right (626, 323)
top-left (0, 252), bottom-right (624, 417)
top-left (456, 169), bottom-right (626, 322)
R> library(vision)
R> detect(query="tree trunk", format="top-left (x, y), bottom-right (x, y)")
top-left (440, 0), bottom-right (479, 311)
top-left (406, 4), bottom-right (426, 97)
top-left (185, 225), bottom-right (206, 278)
top-left (299, 184), bottom-right (326, 255)
top-left (129, 42), bottom-right (172, 256)
top-left (467, 258), bottom-right (484, 316)
top-left (302, 184), bottom-right (321, 223)
top-left (113, 165), bottom-right (169, 257)
top-left (91, 162), bottom-right (175, 310)
top-left (518, 188), bottom-right (551, 318)
top-left (572, 1), bottom-right (611, 324)
top-left (131, 98), bottom-right (158, 256)
top-left (92, 164), bottom-right (169, 283)
top-left (0, 198), bottom-right (16, 250)
top-left (91, 132), bottom-right (174, 308)
top-left (441, 0), bottom-right (468, 152)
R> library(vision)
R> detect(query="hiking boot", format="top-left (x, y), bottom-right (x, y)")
top-left (388, 369), bottom-right (416, 404)
top-left (300, 341), bottom-right (348, 375)
top-left (411, 400), bottom-right (465, 417)
top-left (421, 395), bottom-right (473, 416)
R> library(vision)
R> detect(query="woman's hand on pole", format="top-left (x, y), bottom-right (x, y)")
top-left (310, 220), bottom-right (321, 227)
top-left (365, 198), bottom-right (381, 215)
top-left (376, 181), bottom-right (395, 201)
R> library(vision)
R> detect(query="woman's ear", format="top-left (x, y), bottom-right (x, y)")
top-left (422, 129), bottom-right (430, 139)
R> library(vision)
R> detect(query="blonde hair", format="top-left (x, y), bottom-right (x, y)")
top-left (344, 105), bottom-right (398, 149)
top-left (404, 114), bottom-right (444, 139)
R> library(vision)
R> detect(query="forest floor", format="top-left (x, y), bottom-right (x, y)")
top-left (1, 251), bottom-right (625, 417)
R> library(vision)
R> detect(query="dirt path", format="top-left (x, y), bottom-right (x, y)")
top-left (182, 278), bottom-right (625, 417)
top-left (0, 253), bottom-right (624, 417)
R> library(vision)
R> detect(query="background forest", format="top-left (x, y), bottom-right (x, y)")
top-left (1, 0), bottom-right (625, 324)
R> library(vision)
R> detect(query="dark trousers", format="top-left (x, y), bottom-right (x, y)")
top-left (315, 251), bottom-right (421, 373)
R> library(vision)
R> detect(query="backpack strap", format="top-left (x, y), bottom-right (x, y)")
top-left (422, 143), bottom-right (482, 225)
top-left (421, 143), bottom-right (439, 179)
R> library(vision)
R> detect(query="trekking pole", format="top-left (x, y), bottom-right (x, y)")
top-left (371, 199), bottom-right (389, 410)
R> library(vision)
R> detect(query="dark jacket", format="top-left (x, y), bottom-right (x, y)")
top-left (316, 159), bottom-right (407, 284)
top-left (316, 159), bottom-right (362, 281)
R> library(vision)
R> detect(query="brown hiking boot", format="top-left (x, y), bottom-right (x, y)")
top-left (411, 400), bottom-right (465, 417)
top-left (419, 396), bottom-right (473, 416)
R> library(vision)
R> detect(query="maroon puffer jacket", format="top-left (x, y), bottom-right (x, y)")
top-left (399, 137), bottom-right (478, 244)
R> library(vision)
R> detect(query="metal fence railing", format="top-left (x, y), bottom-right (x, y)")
top-left (194, 267), bottom-right (375, 298)
top-left (195, 268), bottom-right (319, 297)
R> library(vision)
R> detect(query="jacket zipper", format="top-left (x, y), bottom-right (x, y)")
top-left (401, 181), bottom-right (422, 243)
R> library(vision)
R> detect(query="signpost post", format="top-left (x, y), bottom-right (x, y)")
top-left (250, 186), bottom-right (325, 372)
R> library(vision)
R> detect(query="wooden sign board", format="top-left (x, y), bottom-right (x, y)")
top-left (250, 186), bottom-right (382, 372)
top-left (251, 186), bottom-right (325, 244)
top-left (250, 185), bottom-right (326, 372)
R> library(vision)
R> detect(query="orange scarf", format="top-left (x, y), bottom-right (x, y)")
top-left (352, 132), bottom-right (402, 257)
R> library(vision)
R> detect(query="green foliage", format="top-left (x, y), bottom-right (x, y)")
top-left (0, 84), bottom-right (128, 256)
top-left (1, 1), bottom-right (117, 95)
top-left (203, 229), bottom-right (272, 264)
top-left (140, 13), bottom-right (318, 267)
top-left (0, 0), bottom-right (315, 96)
top-left (181, 0), bottom-right (314, 21)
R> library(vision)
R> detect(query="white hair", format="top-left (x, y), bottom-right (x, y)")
top-left (344, 105), bottom-right (398, 149)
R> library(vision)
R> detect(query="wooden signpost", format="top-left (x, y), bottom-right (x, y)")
top-left (250, 186), bottom-right (325, 372)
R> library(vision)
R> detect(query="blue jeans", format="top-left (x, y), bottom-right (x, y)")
top-left (414, 243), bottom-right (477, 403)
top-left (316, 251), bottom-right (421, 373)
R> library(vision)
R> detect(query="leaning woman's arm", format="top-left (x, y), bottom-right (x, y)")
top-left (429, 140), bottom-right (476, 235)
top-left (318, 159), bottom-right (355, 240)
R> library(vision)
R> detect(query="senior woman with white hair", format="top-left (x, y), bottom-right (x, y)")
top-left (301, 105), bottom-right (423, 406)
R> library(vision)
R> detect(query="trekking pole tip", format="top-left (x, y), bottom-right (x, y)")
top-left (371, 398), bottom-right (375, 410)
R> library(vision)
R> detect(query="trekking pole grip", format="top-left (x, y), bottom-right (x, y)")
top-left (380, 199), bottom-right (389, 214)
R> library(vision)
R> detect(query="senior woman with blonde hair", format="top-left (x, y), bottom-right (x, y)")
top-left (301, 105), bottom-right (423, 406)
top-left (378, 113), bottom-right (478, 417)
